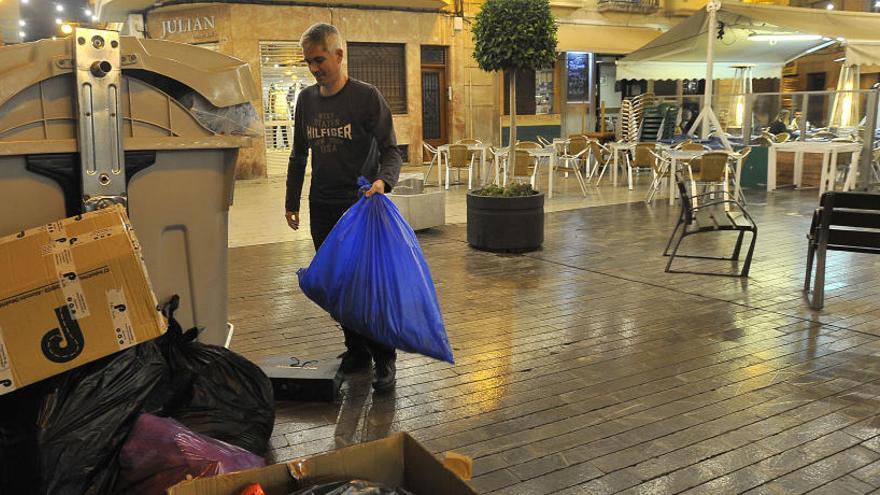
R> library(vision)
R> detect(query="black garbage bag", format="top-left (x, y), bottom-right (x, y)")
top-left (37, 341), bottom-right (167, 495)
top-left (0, 385), bottom-right (44, 492)
top-left (156, 295), bottom-right (275, 455)
top-left (291, 481), bottom-right (415, 495)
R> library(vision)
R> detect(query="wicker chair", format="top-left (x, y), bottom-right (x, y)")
top-left (445, 143), bottom-right (475, 190)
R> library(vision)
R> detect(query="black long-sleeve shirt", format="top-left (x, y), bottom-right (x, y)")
top-left (285, 78), bottom-right (402, 212)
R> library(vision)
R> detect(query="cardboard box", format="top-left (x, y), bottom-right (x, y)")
top-left (0, 205), bottom-right (166, 395)
top-left (167, 432), bottom-right (477, 495)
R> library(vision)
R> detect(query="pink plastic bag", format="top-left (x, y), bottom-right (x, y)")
top-left (115, 414), bottom-right (265, 495)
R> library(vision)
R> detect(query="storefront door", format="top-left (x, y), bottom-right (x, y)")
top-left (421, 46), bottom-right (448, 148)
top-left (259, 42), bottom-right (312, 176)
top-left (421, 68), bottom-right (447, 148)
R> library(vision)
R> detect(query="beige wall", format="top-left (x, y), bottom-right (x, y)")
top-left (147, 3), bottom-right (483, 179)
top-left (456, 21), bottom-right (501, 144)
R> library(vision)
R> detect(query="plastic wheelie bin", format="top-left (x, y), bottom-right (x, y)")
top-left (0, 29), bottom-right (259, 346)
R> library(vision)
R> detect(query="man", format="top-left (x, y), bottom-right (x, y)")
top-left (680, 108), bottom-right (696, 135)
top-left (768, 109), bottom-right (790, 135)
top-left (285, 23), bottom-right (402, 392)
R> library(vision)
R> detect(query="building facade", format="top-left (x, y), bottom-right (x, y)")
top-left (143, 2), bottom-right (459, 178)
top-left (126, 0), bottom-right (701, 179)
top-left (133, 0), bottom-right (879, 178)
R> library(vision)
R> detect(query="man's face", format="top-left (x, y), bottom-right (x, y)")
top-left (303, 43), bottom-right (343, 88)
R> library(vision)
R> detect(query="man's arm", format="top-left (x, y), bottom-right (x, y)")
top-left (367, 87), bottom-right (402, 191)
top-left (285, 95), bottom-right (309, 222)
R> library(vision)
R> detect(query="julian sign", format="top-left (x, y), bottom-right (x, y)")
top-left (160, 16), bottom-right (216, 39)
top-left (148, 6), bottom-right (228, 44)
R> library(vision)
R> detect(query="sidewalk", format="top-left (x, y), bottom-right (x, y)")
top-left (228, 184), bottom-right (880, 494)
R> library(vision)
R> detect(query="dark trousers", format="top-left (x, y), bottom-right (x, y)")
top-left (310, 200), bottom-right (396, 363)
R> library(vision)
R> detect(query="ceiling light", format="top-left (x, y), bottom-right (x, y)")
top-left (18, 19), bottom-right (25, 26)
top-left (21, 0), bottom-right (29, 4)
top-left (55, 4), bottom-right (63, 11)
top-left (61, 24), bottom-right (73, 34)
top-left (85, 8), bottom-right (92, 16)
top-left (55, 18), bottom-right (62, 24)
top-left (91, 15), bottom-right (98, 21)
top-left (826, 3), bottom-right (834, 9)
top-left (19, 31), bottom-right (25, 38)
top-left (748, 33), bottom-right (823, 41)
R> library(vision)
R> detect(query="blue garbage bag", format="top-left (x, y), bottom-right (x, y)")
top-left (297, 177), bottom-right (453, 363)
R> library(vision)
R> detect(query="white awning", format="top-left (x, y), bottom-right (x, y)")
top-left (617, 61), bottom-right (781, 80)
top-left (617, 0), bottom-right (880, 80)
top-left (846, 42), bottom-right (880, 67)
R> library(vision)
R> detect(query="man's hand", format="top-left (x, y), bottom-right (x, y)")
top-left (285, 210), bottom-right (300, 230)
top-left (364, 179), bottom-right (386, 197)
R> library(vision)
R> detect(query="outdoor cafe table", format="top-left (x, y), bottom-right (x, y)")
top-left (660, 148), bottom-right (708, 206)
top-left (436, 142), bottom-right (488, 188)
top-left (766, 140), bottom-right (862, 194)
top-left (608, 141), bottom-right (636, 189)
top-left (656, 146), bottom-right (744, 206)
top-left (495, 145), bottom-right (559, 198)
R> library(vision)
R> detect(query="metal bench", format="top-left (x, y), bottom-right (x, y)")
top-left (805, 191), bottom-right (880, 309)
top-left (664, 173), bottom-right (758, 277)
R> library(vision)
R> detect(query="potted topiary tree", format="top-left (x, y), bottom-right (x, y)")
top-left (468, 0), bottom-right (557, 253)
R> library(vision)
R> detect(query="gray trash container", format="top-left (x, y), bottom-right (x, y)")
top-left (0, 30), bottom-right (258, 346)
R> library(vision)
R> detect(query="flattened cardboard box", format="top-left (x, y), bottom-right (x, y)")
top-left (167, 432), bottom-right (477, 495)
top-left (0, 205), bottom-right (166, 395)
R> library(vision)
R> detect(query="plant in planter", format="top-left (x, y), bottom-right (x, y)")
top-left (472, 183), bottom-right (538, 198)
top-left (469, 0), bottom-right (557, 252)
top-left (468, 183), bottom-right (545, 252)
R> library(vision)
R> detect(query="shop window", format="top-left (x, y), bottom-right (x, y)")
top-left (420, 46), bottom-right (446, 66)
top-left (259, 41), bottom-right (312, 175)
top-left (503, 70), bottom-right (536, 115)
top-left (502, 68), bottom-right (557, 115)
top-left (348, 43), bottom-right (408, 114)
top-left (535, 69), bottom-right (554, 114)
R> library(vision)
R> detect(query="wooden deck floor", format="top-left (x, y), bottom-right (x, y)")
top-left (228, 188), bottom-right (880, 494)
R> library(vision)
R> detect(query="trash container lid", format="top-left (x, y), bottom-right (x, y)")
top-left (0, 36), bottom-right (259, 110)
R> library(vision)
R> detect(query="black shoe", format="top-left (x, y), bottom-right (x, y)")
top-left (338, 351), bottom-right (371, 374)
top-left (372, 359), bottom-right (396, 392)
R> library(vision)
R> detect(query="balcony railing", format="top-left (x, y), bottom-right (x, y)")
top-left (596, 0), bottom-right (660, 13)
